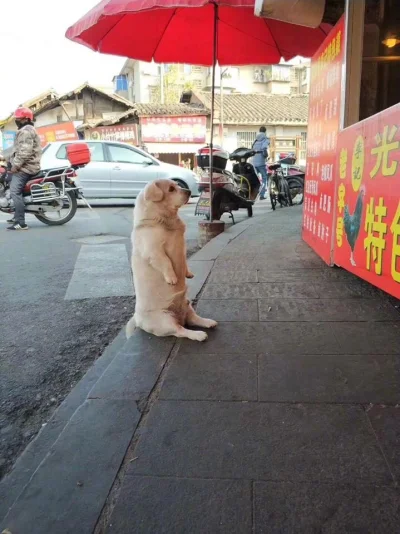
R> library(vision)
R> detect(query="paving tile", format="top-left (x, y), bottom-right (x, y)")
top-left (122, 326), bottom-right (175, 354)
top-left (106, 476), bottom-right (251, 533)
top-left (257, 269), bottom-right (323, 283)
top-left (0, 399), bottom-right (140, 534)
top-left (333, 322), bottom-right (400, 354)
top-left (202, 282), bottom-right (319, 299)
top-left (258, 298), bottom-right (400, 321)
top-left (254, 482), bottom-right (400, 533)
top-left (208, 270), bottom-right (258, 283)
top-left (196, 299), bottom-right (259, 321)
top-left (89, 332), bottom-right (175, 400)
top-left (257, 267), bottom-right (361, 283)
top-left (131, 401), bottom-right (390, 483)
top-left (368, 406), bottom-right (400, 481)
top-left (187, 259), bottom-right (214, 301)
top-left (159, 353), bottom-right (257, 401)
top-left (258, 354), bottom-right (400, 403)
top-left (180, 322), bottom-right (341, 355)
top-left (314, 281), bottom-right (384, 299)
top-left (214, 258), bottom-right (259, 269)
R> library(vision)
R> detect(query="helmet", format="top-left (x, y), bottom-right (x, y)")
top-left (14, 107), bottom-right (33, 121)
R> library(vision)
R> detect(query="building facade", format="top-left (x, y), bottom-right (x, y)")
top-left (190, 92), bottom-right (309, 166)
top-left (115, 58), bottom-right (310, 104)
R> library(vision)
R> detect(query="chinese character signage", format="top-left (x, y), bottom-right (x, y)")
top-left (302, 16), bottom-right (345, 264)
top-left (36, 122), bottom-right (78, 147)
top-left (141, 116), bottom-right (207, 143)
top-left (333, 102), bottom-right (400, 298)
top-left (2, 131), bottom-right (16, 151)
top-left (85, 124), bottom-right (138, 145)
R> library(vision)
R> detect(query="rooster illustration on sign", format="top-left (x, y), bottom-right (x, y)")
top-left (344, 184), bottom-right (366, 266)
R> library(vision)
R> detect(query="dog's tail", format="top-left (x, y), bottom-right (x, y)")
top-left (125, 315), bottom-right (136, 339)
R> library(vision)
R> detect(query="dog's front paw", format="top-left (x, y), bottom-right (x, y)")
top-left (203, 319), bottom-right (218, 329)
top-left (186, 271), bottom-right (195, 279)
top-left (192, 331), bottom-right (208, 342)
top-left (165, 274), bottom-right (178, 285)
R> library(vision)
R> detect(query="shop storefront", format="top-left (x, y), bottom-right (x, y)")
top-left (303, 0), bottom-right (400, 299)
top-left (140, 115), bottom-right (207, 169)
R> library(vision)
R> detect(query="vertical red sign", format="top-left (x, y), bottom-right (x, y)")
top-left (302, 16), bottom-right (345, 264)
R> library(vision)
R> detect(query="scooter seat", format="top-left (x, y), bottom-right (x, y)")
top-left (269, 163), bottom-right (281, 171)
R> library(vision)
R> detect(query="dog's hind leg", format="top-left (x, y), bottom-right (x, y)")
top-left (138, 311), bottom-right (208, 341)
top-left (185, 303), bottom-right (218, 329)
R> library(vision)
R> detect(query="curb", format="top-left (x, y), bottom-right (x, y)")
top-left (0, 213), bottom-right (261, 532)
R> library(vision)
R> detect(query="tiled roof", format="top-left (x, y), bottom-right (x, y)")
top-left (194, 92), bottom-right (309, 125)
top-left (134, 103), bottom-right (209, 117)
top-left (78, 110), bottom-right (136, 130)
top-left (33, 83), bottom-right (133, 116)
top-left (59, 83), bottom-right (133, 107)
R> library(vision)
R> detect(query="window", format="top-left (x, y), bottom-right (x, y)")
top-left (114, 74), bottom-right (128, 92)
top-left (56, 142), bottom-right (105, 162)
top-left (108, 144), bottom-right (150, 164)
top-left (236, 131), bottom-right (257, 147)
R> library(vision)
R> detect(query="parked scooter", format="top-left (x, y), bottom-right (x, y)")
top-left (195, 146), bottom-right (261, 222)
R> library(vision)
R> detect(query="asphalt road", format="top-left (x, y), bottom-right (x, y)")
top-left (0, 198), bottom-right (271, 479)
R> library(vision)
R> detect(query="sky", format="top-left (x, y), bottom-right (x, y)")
top-left (0, 0), bottom-right (124, 118)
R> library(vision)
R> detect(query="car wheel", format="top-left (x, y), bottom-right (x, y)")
top-left (173, 179), bottom-right (189, 191)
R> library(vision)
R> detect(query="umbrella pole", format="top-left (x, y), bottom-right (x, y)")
top-left (209, 2), bottom-right (218, 223)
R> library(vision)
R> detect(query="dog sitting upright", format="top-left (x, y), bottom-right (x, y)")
top-left (127, 179), bottom-right (217, 341)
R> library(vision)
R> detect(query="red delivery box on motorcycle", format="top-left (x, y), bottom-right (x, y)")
top-left (66, 143), bottom-right (91, 167)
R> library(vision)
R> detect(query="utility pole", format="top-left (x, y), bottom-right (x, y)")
top-left (160, 63), bottom-right (165, 104)
top-left (220, 67), bottom-right (228, 147)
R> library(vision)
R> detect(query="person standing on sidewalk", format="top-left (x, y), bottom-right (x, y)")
top-left (7, 107), bottom-right (42, 231)
top-left (252, 126), bottom-right (270, 200)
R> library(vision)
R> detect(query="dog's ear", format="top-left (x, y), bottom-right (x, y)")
top-left (144, 180), bottom-right (164, 202)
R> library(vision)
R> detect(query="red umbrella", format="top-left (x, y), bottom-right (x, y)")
top-left (66, 0), bottom-right (330, 65)
top-left (66, 0), bottom-right (330, 220)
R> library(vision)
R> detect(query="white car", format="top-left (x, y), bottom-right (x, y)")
top-left (40, 140), bottom-right (200, 200)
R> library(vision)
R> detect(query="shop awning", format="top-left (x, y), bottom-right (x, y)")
top-left (146, 143), bottom-right (204, 154)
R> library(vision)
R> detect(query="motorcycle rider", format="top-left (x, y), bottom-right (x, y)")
top-left (6, 107), bottom-right (42, 230)
top-left (252, 126), bottom-right (270, 200)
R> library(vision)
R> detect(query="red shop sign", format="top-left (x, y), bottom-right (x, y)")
top-left (333, 102), bottom-right (400, 299)
top-left (141, 116), bottom-right (206, 143)
top-left (36, 122), bottom-right (78, 147)
top-left (86, 124), bottom-right (138, 144)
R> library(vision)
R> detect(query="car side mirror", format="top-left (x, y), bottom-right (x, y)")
top-left (143, 158), bottom-right (153, 166)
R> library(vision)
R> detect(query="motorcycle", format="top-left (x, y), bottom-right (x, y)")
top-left (195, 146), bottom-right (261, 222)
top-left (267, 152), bottom-right (304, 210)
top-left (0, 143), bottom-right (92, 226)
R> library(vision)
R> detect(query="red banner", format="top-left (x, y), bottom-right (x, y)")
top-left (85, 124), bottom-right (138, 144)
top-left (141, 116), bottom-right (207, 143)
top-left (36, 122), bottom-right (78, 147)
top-left (333, 103), bottom-right (400, 298)
top-left (302, 16), bottom-right (345, 264)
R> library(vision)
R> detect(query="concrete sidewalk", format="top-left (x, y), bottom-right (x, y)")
top-left (2, 206), bottom-right (400, 533)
